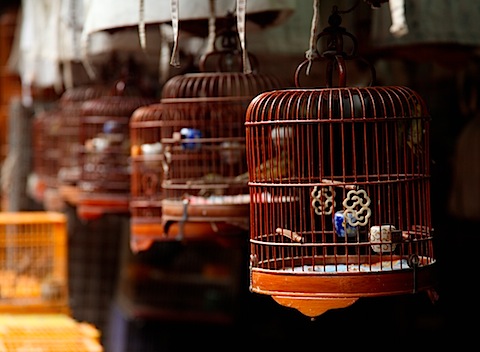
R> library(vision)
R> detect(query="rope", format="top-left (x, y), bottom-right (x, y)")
top-left (159, 24), bottom-right (172, 85)
top-left (169, 0), bottom-right (180, 67)
top-left (79, 0), bottom-right (97, 80)
top-left (62, 0), bottom-right (77, 90)
top-left (205, 0), bottom-right (216, 55)
top-left (236, 0), bottom-right (252, 74)
top-left (388, 0), bottom-right (408, 37)
top-left (138, 0), bottom-right (147, 51)
top-left (305, 0), bottom-right (321, 75)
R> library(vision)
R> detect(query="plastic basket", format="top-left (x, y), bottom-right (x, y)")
top-left (0, 212), bottom-right (69, 313)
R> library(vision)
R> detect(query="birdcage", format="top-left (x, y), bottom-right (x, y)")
top-left (129, 103), bottom-right (165, 252)
top-left (0, 212), bottom-right (69, 314)
top-left (31, 108), bottom-right (62, 201)
top-left (56, 84), bottom-right (110, 197)
top-left (159, 13), bottom-right (285, 243)
top-left (245, 5), bottom-right (437, 318)
top-left (76, 93), bottom-right (156, 220)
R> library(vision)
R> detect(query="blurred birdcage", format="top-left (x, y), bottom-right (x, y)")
top-left (245, 5), bottom-right (437, 318)
top-left (56, 85), bottom-right (111, 194)
top-left (76, 91), bottom-right (157, 221)
top-left (159, 13), bottom-right (285, 243)
top-left (30, 107), bottom-right (63, 206)
top-left (0, 212), bottom-right (69, 314)
top-left (129, 103), bottom-right (165, 252)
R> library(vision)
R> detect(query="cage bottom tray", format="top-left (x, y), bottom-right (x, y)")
top-left (161, 198), bottom-right (249, 240)
top-left (130, 217), bottom-right (164, 252)
top-left (162, 196), bottom-right (250, 219)
top-left (77, 193), bottom-right (130, 220)
top-left (250, 255), bottom-right (437, 317)
top-left (59, 184), bottom-right (81, 205)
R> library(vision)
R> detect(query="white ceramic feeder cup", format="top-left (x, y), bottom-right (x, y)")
top-left (369, 225), bottom-right (397, 253)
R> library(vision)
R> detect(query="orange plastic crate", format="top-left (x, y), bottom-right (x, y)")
top-left (0, 212), bottom-right (69, 313)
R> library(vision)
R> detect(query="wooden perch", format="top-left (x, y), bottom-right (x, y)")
top-left (276, 228), bottom-right (303, 243)
top-left (321, 179), bottom-right (356, 190)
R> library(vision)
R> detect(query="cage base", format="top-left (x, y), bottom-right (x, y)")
top-left (272, 296), bottom-right (358, 318)
top-left (130, 220), bottom-right (164, 252)
top-left (162, 199), bottom-right (250, 221)
top-left (77, 194), bottom-right (130, 220)
top-left (163, 220), bottom-right (248, 244)
top-left (58, 185), bottom-right (81, 205)
top-left (251, 258), bottom-right (437, 317)
top-left (161, 199), bottom-right (249, 241)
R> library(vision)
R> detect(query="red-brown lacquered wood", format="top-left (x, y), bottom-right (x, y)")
top-left (76, 194), bottom-right (130, 220)
top-left (162, 199), bottom-right (250, 221)
top-left (272, 297), bottom-right (358, 318)
top-left (129, 220), bottom-right (164, 252)
top-left (251, 257), bottom-right (436, 317)
top-left (163, 220), bottom-right (248, 245)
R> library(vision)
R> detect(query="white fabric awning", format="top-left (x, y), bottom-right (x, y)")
top-left (81, 0), bottom-right (296, 36)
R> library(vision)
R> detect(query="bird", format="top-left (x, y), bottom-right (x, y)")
top-left (235, 150), bottom-right (293, 182)
top-left (270, 126), bottom-right (293, 149)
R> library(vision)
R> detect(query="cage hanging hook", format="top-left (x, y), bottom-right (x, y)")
top-left (295, 2), bottom-right (376, 88)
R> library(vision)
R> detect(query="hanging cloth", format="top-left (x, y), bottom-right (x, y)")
top-left (9, 0), bottom-right (63, 105)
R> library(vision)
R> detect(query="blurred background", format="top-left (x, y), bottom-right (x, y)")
top-left (0, 0), bottom-right (479, 350)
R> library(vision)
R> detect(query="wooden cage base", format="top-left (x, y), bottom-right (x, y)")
top-left (251, 256), bottom-right (437, 317)
top-left (272, 296), bottom-right (358, 317)
top-left (77, 194), bottom-right (130, 220)
top-left (130, 219), bottom-right (164, 252)
top-left (160, 199), bottom-right (249, 242)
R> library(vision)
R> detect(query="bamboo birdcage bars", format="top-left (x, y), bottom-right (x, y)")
top-left (245, 5), bottom-right (437, 318)
top-left (158, 13), bottom-right (285, 243)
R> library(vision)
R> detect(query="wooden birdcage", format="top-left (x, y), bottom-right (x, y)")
top-left (31, 107), bottom-right (62, 203)
top-left (57, 85), bottom-right (110, 191)
top-left (76, 92), bottom-right (156, 220)
top-left (245, 5), bottom-right (437, 318)
top-left (129, 103), bottom-right (165, 252)
top-left (159, 13), bottom-right (285, 243)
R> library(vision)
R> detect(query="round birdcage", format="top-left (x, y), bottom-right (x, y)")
top-left (245, 5), bottom-right (437, 318)
top-left (129, 103), bottom-right (165, 252)
top-left (57, 84), bottom-right (111, 190)
top-left (77, 92), bottom-right (157, 220)
top-left (31, 108), bottom-right (62, 199)
top-left (159, 14), bottom-right (285, 243)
